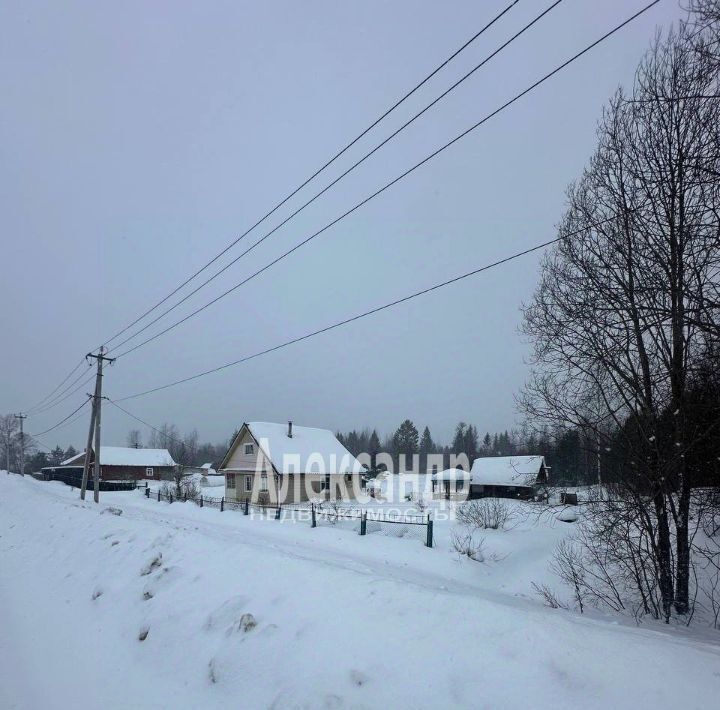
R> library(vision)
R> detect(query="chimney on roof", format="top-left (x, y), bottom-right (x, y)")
top-left (288, 421), bottom-right (293, 438)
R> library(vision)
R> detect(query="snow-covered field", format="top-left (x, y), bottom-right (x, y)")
top-left (1, 474), bottom-right (719, 709)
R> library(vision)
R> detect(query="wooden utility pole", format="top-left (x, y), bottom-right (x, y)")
top-left (5, 421), bottom-right (11, 475)
top-left (14, 413), bottom-right (26, 476)
top-left (79, 347), bottom-right (115, 502)
top-left (79, 393), bottom-right (97, 500)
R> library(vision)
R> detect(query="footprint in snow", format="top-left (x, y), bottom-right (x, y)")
top-left (101, 506), bottom-right (122, 516)
top-left (203, 595), bottom-right (251, 632)
top-left (349, 670), bottom-right (369, 688)
top-left (140, 553), bottom-right (162, 576)
top-left (229, 613), bottom-right (257, 635)
top-left (208, 658), bottom-right (218, 684)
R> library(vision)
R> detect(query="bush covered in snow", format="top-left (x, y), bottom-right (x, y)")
top-left (160, 477), bottom-right (200, 502)
top-left (456, 498), bottom-right (514, 531)
top-left (451, 530), bottom-right (485, 562)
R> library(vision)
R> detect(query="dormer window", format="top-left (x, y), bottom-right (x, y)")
top-left (244, 443), bottom-right (254, 455)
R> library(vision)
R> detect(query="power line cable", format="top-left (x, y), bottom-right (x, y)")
top-left (106, 399), bottom-right (188, 447)
top-left (27, 371), bottom-right (96, 416)
top-left (113, 212), bottom-right (621, 402)
top-left (23, 1), bottom-right (522, 411)
top-left (24, 358), bottom-right (87, 414)
top-left (29, 397), bottom-right (91, 437)
top-left (31, 366), bottom-right (92, 408)
top-left (28, 434), bottom-right (53, 453)
top-left (106, 0), bottom-right (565, 356)
top-left (111, 0), bottom-right (660, 361)
top-left (29, 404), bottom-right (90, 452)
top-left (98, 0), bottom-right (522, 351)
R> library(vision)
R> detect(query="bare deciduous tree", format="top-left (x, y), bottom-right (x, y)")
top-left (126, 429), bottom-right (142, 448)
top-left (521, 17), bottom-right (720, 622)
top-left (0, 414), bottom-right (18, 474)
top-left (690, 0), bottom-right (720, 72)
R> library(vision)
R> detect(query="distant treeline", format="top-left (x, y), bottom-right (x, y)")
top-left (8, 417), bottom-right (603, 485)
top-left (336, 421), bottom-right (601, 485)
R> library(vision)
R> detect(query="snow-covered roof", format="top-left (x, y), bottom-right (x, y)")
top-left (470, 456), bottom-right (546, 487)
top-left (61, 447), bottom-right (176, 467)
top-left (226, 422), bottom-right (363, 475)
top-left (431, 468), bottom-right (471, 481)
top-left (201, 463), bottom-right (214, 469)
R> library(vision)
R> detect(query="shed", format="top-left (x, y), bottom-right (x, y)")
top-left (468, 456), bottom-right (549, 500)
top-left (431, 468), bottom-right (472, 498)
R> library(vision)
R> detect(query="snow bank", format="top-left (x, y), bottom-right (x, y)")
top-left (1, 475), bottom-right (719, 709)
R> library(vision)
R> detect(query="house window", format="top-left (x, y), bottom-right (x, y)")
top-left (244, 443), bottom-right (254, 455)
top-left (456, 478), bottom-right (464, 492)
top-left (146, 467), bottom-right (154, 478)
top-left (226, 473), bottom-right (236, 489)
top-left (260, 474), bottom-right (268, 492)
top-left (245, 475), bottom-right (252, 492)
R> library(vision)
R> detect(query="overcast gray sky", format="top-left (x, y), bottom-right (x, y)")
top-left (0, 0), bottom-right (687, 450)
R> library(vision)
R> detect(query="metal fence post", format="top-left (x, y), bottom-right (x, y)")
top-left (244, 498), bottom-right (249, 515)
top-left (200, 495), bottom-right (203, 508)
top-left (360, 511), bottom-right (367, 536)
top-left (220, 497), bottom-right (224, 512)
top-left (311, 503), bottom-right (316, 528)
top-left (275, 506), bottom-right (281, 520)
top-left (145, 486), bottom-right (150, 498)
top-left (426, 514), bottom-right (433, 548)
top-left (157, 489), bottom-right (160, 502)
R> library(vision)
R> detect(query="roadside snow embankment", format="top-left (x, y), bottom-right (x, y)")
top-left (1, 475), bottom-right (719, 709)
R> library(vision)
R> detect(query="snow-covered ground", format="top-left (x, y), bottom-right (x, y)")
top-left (1, 474), bottom-right (719, 709)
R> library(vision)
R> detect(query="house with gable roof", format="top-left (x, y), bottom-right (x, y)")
top-left (219, 421), bottom-right (365, 505)
top-left (45, 446), bottom-right (176, 482)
